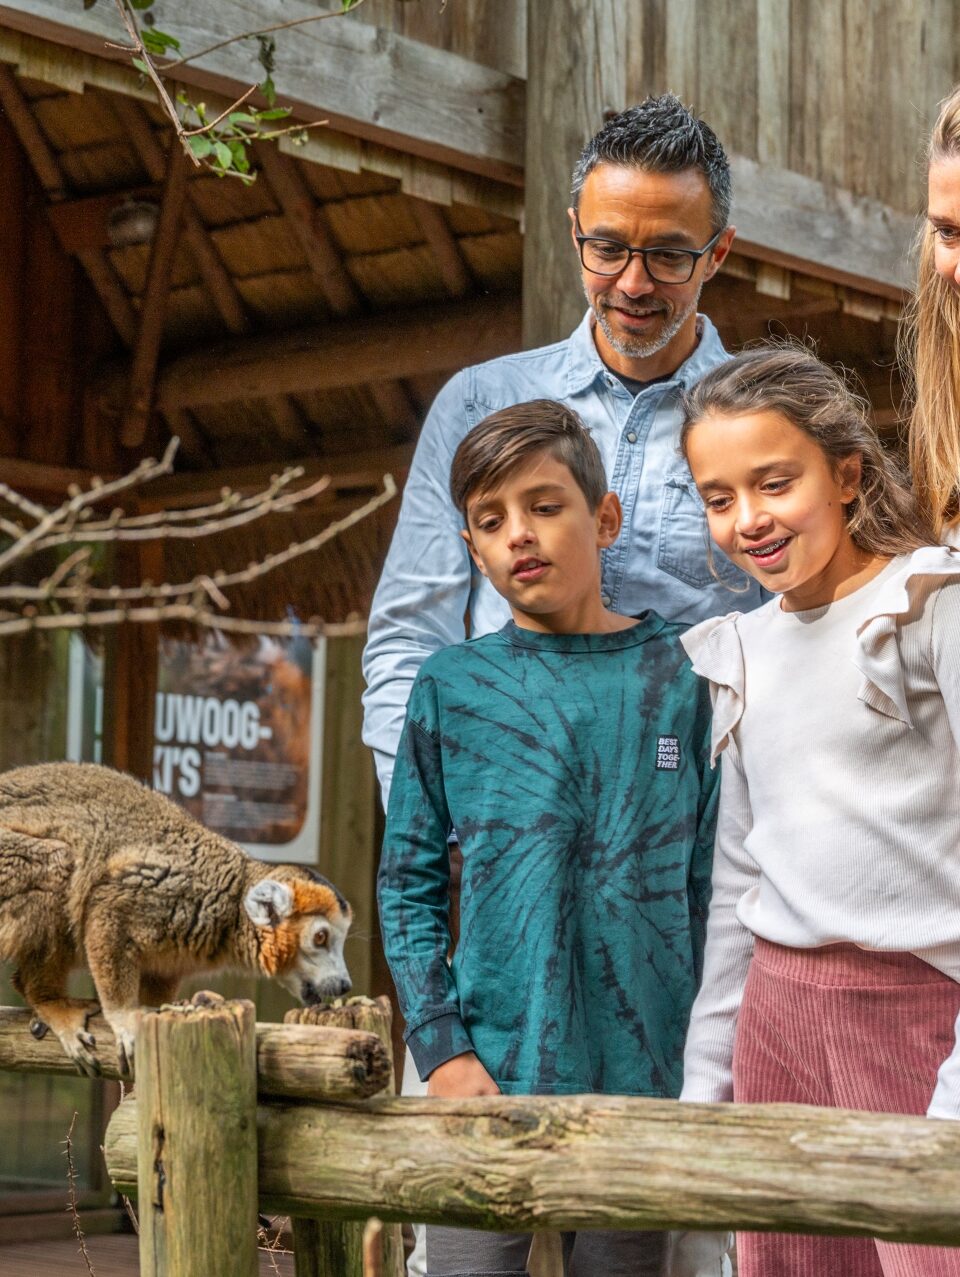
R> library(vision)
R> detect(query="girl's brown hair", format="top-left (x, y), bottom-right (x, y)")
top-left (680, 344), bottom-right (935, 557)
top-left (899, 85), bottom-right (960, 538)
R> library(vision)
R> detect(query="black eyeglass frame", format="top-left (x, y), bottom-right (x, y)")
top-left (574, 221), bottom-right (726, 283)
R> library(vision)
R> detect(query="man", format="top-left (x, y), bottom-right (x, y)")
top-left (364, 94), bottom-right (750, 1277)
top-left (363, 94), bottom-right (763, 800)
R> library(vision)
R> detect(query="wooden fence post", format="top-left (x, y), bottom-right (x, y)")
top-left (136, 994), bottom-right (259, 1277)
top-left (285, 996), bottom-right (403, 1277)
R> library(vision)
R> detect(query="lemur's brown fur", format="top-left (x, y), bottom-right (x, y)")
top-left (0, 762), bottom-right (351, 1076)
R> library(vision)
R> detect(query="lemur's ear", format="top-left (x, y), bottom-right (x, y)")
top-left (244, 880), bottom-right (294, 929)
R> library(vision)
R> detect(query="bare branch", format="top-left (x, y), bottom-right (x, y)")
top-left (181, 84), bottom-right (258, 138)
top-left (168, 1), bottom-right (368, 73)
top-left (64, 1111), bottom-right (97, 1276)
top-left (25, 475), bottom-right (332, 552)
top-left (111, 0), bottom-right (199, 166)
top-left (0, 468), bottom-right (396, 636)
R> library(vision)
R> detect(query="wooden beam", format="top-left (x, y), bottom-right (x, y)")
top-left (121, 145), bottom-right (189, 448)
top-left (262, 394), bottom-right (314, 453)
top-left (108, 94), bottom-right (251, 337)
top-left (524, 1), bottom-right (625, 347)
top-left (254, 141), bottom-right (363, 317)
top-left (0, 0), bottom-right (524, 185)
top-left (254, 142), bottom-right (418, 432)
top-left (0, 61), bottom-right (138, 345)
top-left (46, 184), bottom-right (161, 253)
top-left (409, 198), bottom-right (473, 298)
top-left (729, 155), bottom-right (915, 301)
top-left (0, 455), bottom-right (115, 495)
top-left (142, 443), bottom-right (414, 509)
top-left (0, 60), bottom-right (63, 197)
top-left (96, 295), bottom-right (520, 414)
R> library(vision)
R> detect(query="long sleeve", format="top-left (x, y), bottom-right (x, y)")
top-left (688, 695), bottom-right (722, 986)
top-left (924, 582), bottom-right (960, 1119)
top-left (376, 675), bottom-right (474, 1080)
top-left (680, 737), bottom-right (758, 1103)
top-left (361, 372), bottom-right (474, 805)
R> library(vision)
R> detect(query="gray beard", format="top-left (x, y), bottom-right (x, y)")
top-left (589, 286), bottom-right (702, 360)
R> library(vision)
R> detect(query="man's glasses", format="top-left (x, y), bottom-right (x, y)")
top-left (574, 222), bottom-right (725, 284)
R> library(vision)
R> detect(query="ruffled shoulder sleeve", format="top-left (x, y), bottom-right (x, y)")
top-left (854, 546), bottom-right (960, 726)
top-left (681, 613), bottom-right (746, 765)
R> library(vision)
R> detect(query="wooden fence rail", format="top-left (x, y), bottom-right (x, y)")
top-left (0, 1005), bottom-right (390, 1100)
top-left (103, 1087), bottom-right (960, 1248)
top-left (4, 997), bottom-right (960, 1275)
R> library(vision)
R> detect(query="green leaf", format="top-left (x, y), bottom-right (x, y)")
top-left (129, 0), bottom-right (155, 9)
top-left (256, 107), bottom-right (290, 121)
top-left (142, 27), bottom-right (181, 54)
top-left (186, 135), bottom-right (213, 158)
top-left (227, 112), bottom-right (259, 126)
top-left (259, 75), bottom-right (277, 107)
top-left (213, 141), bottom-right (233, 169)
top-left (227, 140), bottom-right (251, 174)
top-left (342, 0), bottom-right (362, 9)
top-left (131, 57), bottom-right (150, 75)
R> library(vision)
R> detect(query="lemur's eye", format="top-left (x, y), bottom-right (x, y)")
top-left (313, 930), bottom-right (329, 949)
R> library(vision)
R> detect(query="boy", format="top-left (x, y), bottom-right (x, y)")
top-left (377, 400), bottom-right (719, 1277)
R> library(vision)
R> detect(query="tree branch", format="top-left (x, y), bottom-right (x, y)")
top-left (167, 2), bottom-right (368, 73)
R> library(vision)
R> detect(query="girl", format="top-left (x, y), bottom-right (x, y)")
top-left (679, 344), bottom-right (960, 1277)
top-left (901, 84), bottom-right (960, 542)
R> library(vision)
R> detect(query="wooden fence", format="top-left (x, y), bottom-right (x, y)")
top-left (3, 996), bottom-right (960, 1275)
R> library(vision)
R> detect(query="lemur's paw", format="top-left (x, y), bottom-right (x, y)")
top-left (59, 1029), bottom-right (102, 1078)
top-left (116, 1028), bottom-right (136, 1080)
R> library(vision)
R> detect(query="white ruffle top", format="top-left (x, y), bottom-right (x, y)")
top-left (678, 546), bottom-right (960, 1118)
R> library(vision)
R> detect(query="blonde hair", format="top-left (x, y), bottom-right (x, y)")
top-left (681, 344), bottom-right (935, 557)
top-left (900, 85), bottom-right (960, 537)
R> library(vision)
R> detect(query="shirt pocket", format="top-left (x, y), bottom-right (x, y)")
top-left (657, 471), bottom-right (745, 589)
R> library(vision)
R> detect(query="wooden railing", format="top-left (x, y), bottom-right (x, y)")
top-left (3, 997), bottom-right (960, 1275)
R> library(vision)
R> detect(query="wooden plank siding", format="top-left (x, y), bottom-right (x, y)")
top-left (626, 0), bottom-right (959, 217)
top-left (0, 0), bottom-right (949, 300)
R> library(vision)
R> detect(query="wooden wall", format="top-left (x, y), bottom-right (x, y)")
top-left (628, 0), bottom-right (959, 216)
top-left (354, 0), bottom-right (960, 220)
top-left (354, 0), bottom-right (525, 77)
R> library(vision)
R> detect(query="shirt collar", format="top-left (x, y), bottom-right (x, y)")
top-left (564, 309), bottom-right (728, 397)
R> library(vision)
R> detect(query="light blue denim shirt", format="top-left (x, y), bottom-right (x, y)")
top-left (362, 310), bottom-right (764, 798)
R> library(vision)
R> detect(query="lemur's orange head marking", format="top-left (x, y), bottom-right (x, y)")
top-left (244, 871), bottom-right (352, 1003)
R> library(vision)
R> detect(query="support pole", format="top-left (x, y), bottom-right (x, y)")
top-left (285, 997), bottom-right (403, 1277)
top-left (136, 995), bottom-right (259, 1277)
top-left (523, 0), bottom-right (626, 348)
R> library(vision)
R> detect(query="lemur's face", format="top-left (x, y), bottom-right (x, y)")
top-left (244, 876), bottom-right (352, 1003)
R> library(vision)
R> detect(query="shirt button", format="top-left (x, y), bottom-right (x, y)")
top-left (601, 593), bottom-right (611, 606)
top-left (626, 431), bottom-right (637, 443)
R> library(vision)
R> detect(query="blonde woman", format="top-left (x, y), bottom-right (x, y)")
top-left (902, 85), bottom-right (960, 542)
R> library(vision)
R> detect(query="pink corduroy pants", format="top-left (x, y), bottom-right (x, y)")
top-left (732, 938), bottom-right (960, 1277)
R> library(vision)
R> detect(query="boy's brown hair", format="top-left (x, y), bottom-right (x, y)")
top-left (449, 400), bottom-right (607, 521)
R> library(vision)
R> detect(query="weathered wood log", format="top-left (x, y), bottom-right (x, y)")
top-left (285, 997), bottom-right (403, 1277)
top-left (136, 996), bottom-right (258, 1277)
top-left (106, 1092), bottom-right (960, 1246)
top-left (94, 294), bottom-right (521, 413)
top-left (0, 1006), bottom-right (390, 1100)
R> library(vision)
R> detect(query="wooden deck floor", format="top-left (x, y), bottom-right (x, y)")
top-left (0, 1233), bottom-right (296, 1275)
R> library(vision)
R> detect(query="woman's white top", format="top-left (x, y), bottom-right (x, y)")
top-left (679, 546), bottom-right (960, 1118)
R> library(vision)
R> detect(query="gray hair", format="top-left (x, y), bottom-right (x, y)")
top-left (571, 94), bottom-right (731, 232)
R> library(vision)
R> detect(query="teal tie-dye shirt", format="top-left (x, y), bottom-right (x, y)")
top-left (378, 616), bottom-right (719, 1097)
